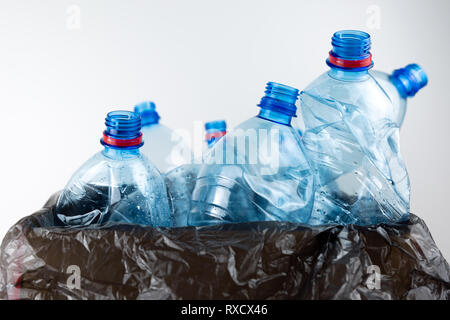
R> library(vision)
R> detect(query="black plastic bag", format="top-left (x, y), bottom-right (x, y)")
top-left (1, 192), bottom-right (449, 300)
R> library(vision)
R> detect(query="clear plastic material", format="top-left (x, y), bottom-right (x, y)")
top-left (300, 68), bottom-right (410, 225)
top-left (56, 111), bottom-right (171, 227)
top-left (188, 82), bottom-right (314, 226)
top-left (164, 121), bottom-right (228, 228)
top-left (134, 102), bottom-right (192, 173)
top-left (165, 163), bottom-right (201, 227)
top-left (371, 64), bottom-right (428, 127)
top-left (371, 70), bottom-right (407, 126)
top-left (56, 148), bottom-right (171, 227)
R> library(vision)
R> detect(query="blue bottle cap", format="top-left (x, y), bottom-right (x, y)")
top-left (134, 101), bottom-right (160, 126)
top-left (391, 64), bottom-right (428, 97)
top-left (205, 120), bottom-right (227, 132)
top-left (101, 110), bottom-right (143, 149)
top-left (257, 82), bottom-right (299, 117)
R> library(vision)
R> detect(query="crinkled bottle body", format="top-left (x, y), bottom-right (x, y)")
top-left (165, 123), bottom-right (226, 228)
top-left (300, 70), bottom-right (410, 225)
top-left (164, 163), bottom-right (201, 227)
top-left (371, 70), bottom-right (407, 127)
top-left (56, 148), bottom-right (171, 227)
top-left (189, 116), bottom-right (314, 226)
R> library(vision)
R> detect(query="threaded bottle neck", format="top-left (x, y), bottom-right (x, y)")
top-left (391, 64), bottom-right (428, 98)
top-left (134, 101), bottom-right (160, 126)
top-left (101, 110), bottom-right (143, 149)
top-left (257, 82), bottom-right (299, 118)
top-left (327, 30), bottom-right (373, 71)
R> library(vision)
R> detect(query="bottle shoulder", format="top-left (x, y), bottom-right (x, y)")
top-left (65, 150), bottom-right (163, 187)
top-left (305, 70), bottom-right (381, 93)
top-left (230, 117), bottom-right (301, 147)
top-left (370, 69), bottom-right (389, 80)
top-left (370, 69), bottom-right (405, 101)
top-left (233, 116), bottom-right (292, 132)
top-left (302, 70), bottom-right (394, 120)
top-left (370, 70), bottom-right (407, 127)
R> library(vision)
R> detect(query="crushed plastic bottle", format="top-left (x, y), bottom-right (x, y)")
top-left (371, 64), bottom-right (428, 127)
top-left (56, 111), bottom-right (171, 227)
top-left (300, 30), bottom-right (410, 225)
top-left (164, 120), bottom-right (227, 227)
top-left (188, 82), bottom-right (314, 226)
top-left (134, 101), bottom-right (191, 173)
top-left (164, 164), bottom-right (199, 227)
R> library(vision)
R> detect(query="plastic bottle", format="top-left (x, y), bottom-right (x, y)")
top-left (188, 82), bottom-right (314, 226)
top-left (164, 120), bottom-right (227, 227)
top-left (205, 120), bottom-right (227, 148)
top-left (56, 111), bottom-right (171, 227)
top-left (134, 101), bottom-right (191, 173)
top-left (300, 30), bottom-right (410, 225)
top-left (371, 64), bottom-right (428, 127)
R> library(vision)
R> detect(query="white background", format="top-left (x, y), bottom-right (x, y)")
top-left (0, 0), bottom-right (449, 259)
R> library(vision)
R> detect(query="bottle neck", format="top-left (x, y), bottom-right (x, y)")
top-left (390, 64), bottom-right (428, 98)
top-left (390, 76), bottom-right (409, 99)
top-left (328, 67), bottom-right (370, 81)
top-left (102, 146), bottom-right (141, 160)
top-left (258, 108), bottom-right (292, 126)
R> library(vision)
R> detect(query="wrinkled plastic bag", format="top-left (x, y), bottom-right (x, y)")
top-left (1, 192), bottom-right (449, 300)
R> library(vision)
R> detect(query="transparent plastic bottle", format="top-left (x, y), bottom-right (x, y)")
top-left (56, 111), bottom-right (171, 227)
top-left (188, 82), bottom-right (314, 226)
top-left (134, 101), bottom-right (191, 173)
top-left (300, 30), bottom-right (410, 225)
top-left (371, 64), bottom-right (428, 127)
top-left (164, 120), bottom-right (227, 227)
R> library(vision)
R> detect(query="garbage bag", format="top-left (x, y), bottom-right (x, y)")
top-left (0, 192), bottom-right (449, 300)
